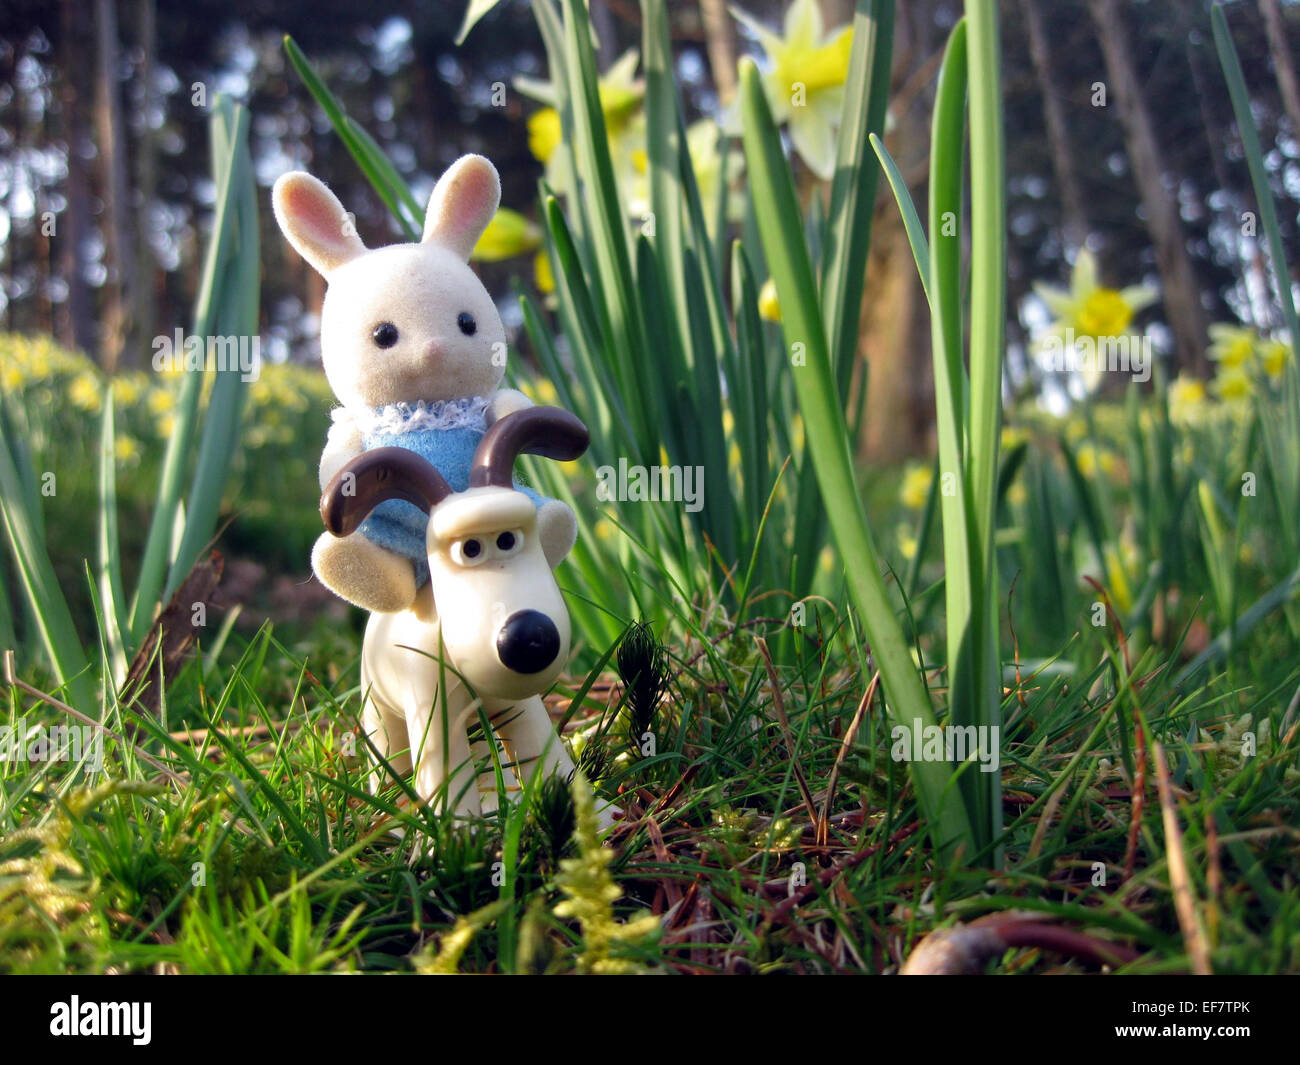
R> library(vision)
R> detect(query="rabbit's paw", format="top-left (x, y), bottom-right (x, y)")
top-left (312, 531), bottom-right (417, 613)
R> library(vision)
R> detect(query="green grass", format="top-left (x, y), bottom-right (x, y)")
top-left (1, 0), bottom-right (1299, 973)
top-left (0, 590), bottom-right (1296, 973)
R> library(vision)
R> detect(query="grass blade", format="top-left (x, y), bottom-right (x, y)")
top-left (739, 57), bottom-right (973, 860)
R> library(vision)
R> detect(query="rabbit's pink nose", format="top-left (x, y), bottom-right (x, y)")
top-left (419, 339), bottom-right (445, 362)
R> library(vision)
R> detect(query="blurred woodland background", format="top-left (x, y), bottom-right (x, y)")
top-left (1, 0), bottom-right (1298, 460)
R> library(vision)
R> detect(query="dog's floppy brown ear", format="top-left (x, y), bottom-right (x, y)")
top-left (469, 407), bottom-right (590, 489)
top-left (321, 447), bottom-right (453, 537)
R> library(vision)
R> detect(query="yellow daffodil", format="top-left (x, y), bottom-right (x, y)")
top-left (1259, 337), bottom-right (1292, 378)
top-left (896, 522), bottom-right (918, 561)
top-left (472, 207), bottom-right (542, 263)
top-left (1033, 250), bottom-right (1158, 343)
top-left (899, 463), bottom-right (933, 509)
top-left (686, 120), bottom-right (743, 232)
top-left (527, 107), bottom-right (562, 167)
top-left (111, 374), bottom-right (144, 406)
top-left (790, 412), bottom-right (805, 453)
top-left (1167, 375), bottom-right (1207, 423)
top-left (147, 388), bottom-right (174, 415)
top-left (1006, 480), bottom-right (1028, 507)
top-left (758, 278), bottom-right (781, 322)
top-left (521, 377), bottom-right (560, 407)
top-left (1204, 321), bottom-right (1293, 395)
top-left (1207, 322), bottom-right (1257, 369)
top-left (623, 119), bottom-right (743, 235)
top-left (533, 250), bottom-right (555, 295)
top-left (1212, 364), bottom-right (1252, 402)
top-left (1076, 443), bottom-right (1117, 478)
top-left (1000, 424), bottom-right (1028, 450)
top-left (518, 49), bottom-right (646, 210)
top-left (1103, 543), bottom-right (1134, 614)
top-left (69, 372), bottom-right (103, 413)
top-left (731, 0), bottom-right (853, 180)
top-left (113, 434), bottom-right (139, 463)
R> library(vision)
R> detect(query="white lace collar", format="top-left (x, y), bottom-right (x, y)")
top-left (337, 396), bottom-right (490, 436)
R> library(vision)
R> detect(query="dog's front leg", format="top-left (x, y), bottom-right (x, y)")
top-left (406, 691), bottom-right (481, 819)
top-left (492, 695), bottom-right (575, 785)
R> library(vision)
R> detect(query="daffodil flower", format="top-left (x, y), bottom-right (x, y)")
top-left (1167, 375), bottom-right (1207, 423)
top-left (471, 207), bottom-right (543, 263)
top-left (466, 194), bottom-right (552, 293)
top-left (517, 49), bottom-right (646, 212)
top-left (1076, 442), bottom-right (1118, 478)
top-left (1211, 364), bottom-right (1252, 402)
top-left (1259, 337), bottom-right (1292, 378)
top-left (757, 278), bottom-right (781, 322)
top-left (899, 463), bottom-right (933, 509)
top-left (69, 372), bottom-right (103, 413)
top-left (1033, 250), bottom-right (1158, 343)
top-left (1207, 322), bottom-right (1257, 369)
top-left (730, 0), bottom-right (853, 180)
top-left (1032, 250), bottom-right (1157, 392)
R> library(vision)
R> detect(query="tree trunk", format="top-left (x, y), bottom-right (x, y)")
top-left (58, 0), bottom-right (95, 355)
top-left (1087, 0), bottom-right (1208, 373)
top-left (131, 0), bottom-right (159, 362)
top-left (1260, 0), bottom-right (1300, 140)
top-left (94, 0), bottom-right (133, 371)
top-left (698, 0), bottom-right (738, 106)
top-left (1022, 0), bottom-right (1088, 250)
top-left (860, 203), bottom-right (928, 462)
top-left (858, 2), bottom-right (932, 463)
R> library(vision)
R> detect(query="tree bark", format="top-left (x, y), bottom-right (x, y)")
top-left (1022, 0), bottom-right (1088, 250)
top-left (1260, 0), bottom-right (1300, 140)
top-left (698, 0), bottom-right (738, 106)
top-left (131, 0), bottom-right (159, 362)
top-left (94, 0), bottom-right (133, 371)
top-left (858, 1), bottom-right (931, 463)
top-left (1087, 0), bottom-right (1208, 373)
top-left (58, 0), bottom-right (95, 355)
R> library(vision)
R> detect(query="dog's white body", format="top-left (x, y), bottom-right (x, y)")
top-left (357, 486), bottom-right (575, 816)
top-left (322, 421), bottom-right (586, 818)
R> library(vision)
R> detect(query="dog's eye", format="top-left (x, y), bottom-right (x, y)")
top-left (372, 322), bottom-right (399, 349)
top-left (449, 537), bottom-right (488, 567)
top-left (457, 312), bottom-right (477, 336)
top-left (496, 530), bottom-right (522, 555)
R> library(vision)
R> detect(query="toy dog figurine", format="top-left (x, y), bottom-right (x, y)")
top-left (272, 154), bottom-right (577, 614)
top-left (320, 407), bottom-right (587, 816)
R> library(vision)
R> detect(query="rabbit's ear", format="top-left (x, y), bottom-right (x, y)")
top-left (272, 171), bottom-right (366, 276)
top-left (421, 154), bottom-right (500, 259)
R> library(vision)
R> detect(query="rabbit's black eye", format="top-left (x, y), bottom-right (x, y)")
top-left (372, 322), bottom-right (399, 349)
top-left (457, 312), bottom-right (477, 336)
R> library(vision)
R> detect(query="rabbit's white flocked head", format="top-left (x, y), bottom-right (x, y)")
top-left (272, 155), bottom-right (506, 409)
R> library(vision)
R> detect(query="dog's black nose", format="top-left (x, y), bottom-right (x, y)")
top-left (497, 610), bottom-right (561, 674)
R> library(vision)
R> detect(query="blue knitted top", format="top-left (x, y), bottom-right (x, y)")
top-left (340, 397), bottom-right (542, 587)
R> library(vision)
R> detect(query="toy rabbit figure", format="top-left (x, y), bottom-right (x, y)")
top-left (272, 155), bottom-right (576, 613)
